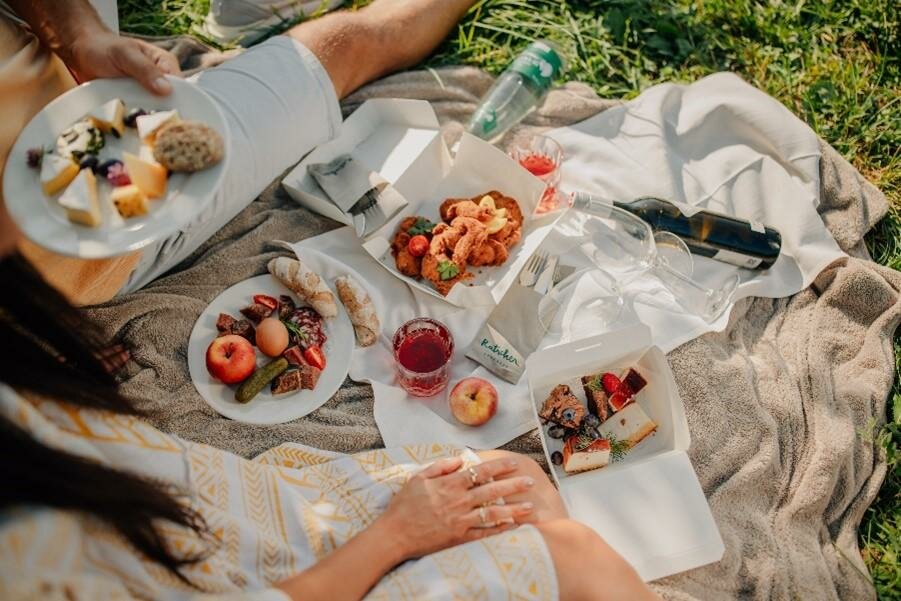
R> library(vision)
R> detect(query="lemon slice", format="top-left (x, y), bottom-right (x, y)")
top-left (478, 195), bottom-right (497, 211)
top-left (485, 215), bottom-right (508, 235)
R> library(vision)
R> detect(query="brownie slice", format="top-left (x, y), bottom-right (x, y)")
top-left (580, 373), bottom-right (610, 423)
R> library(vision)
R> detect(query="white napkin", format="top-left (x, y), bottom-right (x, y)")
top-left (547, 72), bottom-right (845, 350)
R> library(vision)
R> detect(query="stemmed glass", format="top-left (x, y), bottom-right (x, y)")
top-left (538, 206), bottom-right (739, 332)
top-left (509, 135), bottom-right (567, 214)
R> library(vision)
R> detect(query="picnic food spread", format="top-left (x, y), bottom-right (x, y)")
top-left (27, 99), bottom-right (224, 228)
top-left (539, 365), bottom-right (656, 475)
top-left (390, 190), bottom-right (524, 296)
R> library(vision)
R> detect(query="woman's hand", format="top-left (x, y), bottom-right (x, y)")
top-left (375, 456), bottom-right (537, 561)
top-left (65, 32), bottom-right (182, 96)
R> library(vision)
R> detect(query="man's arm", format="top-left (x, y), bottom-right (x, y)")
top-left (6, 0), bottom-right (180, 95)
top-left (286, 0), bottom-right (476, 99)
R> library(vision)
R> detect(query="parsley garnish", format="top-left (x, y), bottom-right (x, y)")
top-left (437, 260), bottom-right (460, 281)
top-left (587, 374), bottom-right (604, 392)
top-left (606, 435), bottom-right (630, 462)
top-left (407, 218), bottom-right (435, 236)
top-left (281, 318), bottom-right (309, 345)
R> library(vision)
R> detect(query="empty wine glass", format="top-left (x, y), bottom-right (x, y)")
top-left (537, 267), bottom-right (623, 336)
top-left (564, 206), bottom-right (739, 322)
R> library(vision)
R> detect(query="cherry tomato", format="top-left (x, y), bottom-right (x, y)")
top-left (253, 294), bottom-right (279, 311)
top-left (407, 235), bottom-right (429, 258)
top-left (303, 345), bottom-right (326, 370)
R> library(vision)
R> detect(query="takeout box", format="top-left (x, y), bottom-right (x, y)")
top-left (282, 99), bottom-right (553, 306)
top-left (526, 325), bottom-right (724, 582)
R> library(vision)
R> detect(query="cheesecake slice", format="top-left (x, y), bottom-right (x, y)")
top-left (562, 435), bottom-right (610, 474)
top-left (136, 109), bottom-right (179, 144)
top-left (598, 402), bottom-right (657, 449)
top-left (88, 98), bottom-right (126, 137)
top-left (58, 168), bottom-right (101, 227)
top-left (40, 153), bottom-right (79, 196)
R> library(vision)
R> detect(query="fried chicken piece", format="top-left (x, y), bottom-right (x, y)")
top-left (468, 238), bottom-right (509, 267)
top-left (445, 200), bottom-right (493, 222)
top-left (398, 215), bottom-right (420, 233)
top-left (421, 252), bottom-right (472, 296)
top-left (391, 230), bottom-right (421, 278)
top-left (447, 217), bottom-right (489, 265)
top-left (439, 197), bottom-right (469, 223)
top-left (491, 218), bottom-right (522, 249)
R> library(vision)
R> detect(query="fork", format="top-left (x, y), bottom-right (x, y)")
top-left (519, 250), bottom-right (549, 287)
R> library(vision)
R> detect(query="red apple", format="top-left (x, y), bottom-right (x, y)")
top-left (449, 377), bottom-right (498, 426)
top-left (206, 335), bottom-right (256, 384)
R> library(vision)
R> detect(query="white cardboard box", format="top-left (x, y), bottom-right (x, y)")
top-left (282, 99), bottom-right (553, 307)
top-left (526, 325), bottom-right (724, 582)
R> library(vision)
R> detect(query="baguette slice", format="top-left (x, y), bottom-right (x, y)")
top-left (335, 275), bottom-right (380, 347)
top-left (268, 257), bottom-right (337, 318)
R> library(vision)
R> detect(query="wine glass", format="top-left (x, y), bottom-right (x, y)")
top-left (537, 267), bottom-right (623, 337)
top-left (509, 135), bottom-right (567, 214)
top-left (555, 207), bottom-right (739, 322)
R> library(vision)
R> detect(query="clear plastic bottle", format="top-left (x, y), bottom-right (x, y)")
top-left (467, 40), bottom-right (565, 143)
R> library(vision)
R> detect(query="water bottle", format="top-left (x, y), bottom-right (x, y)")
top-left (467, 40), bottom-right (565, 143)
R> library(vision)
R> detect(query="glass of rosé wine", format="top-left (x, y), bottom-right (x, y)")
top-left (393, 318), bottom-right (454, 397)
top-left (509, 134), bottom-right (568, 215)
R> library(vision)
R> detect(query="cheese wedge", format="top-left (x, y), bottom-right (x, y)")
top-left (40, 154), bottom-right (79, 196)
top-left (88, 98), bottom-right (125, 137)
top-left (598, 403), bottom-right (657, 449)
top-left (110, 184), bottom-right (149, 218)
top-left (136, 110), bottom-right (179, 144)
top-left (122, 151), bottom-right (167, 199)
top-left (562, 436), bottom-right (610, 474)
top-left (58, 168), bottom-right (101, 227)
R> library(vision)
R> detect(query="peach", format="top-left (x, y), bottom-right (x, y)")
top-left (449, 377), bottom-right (498, 426)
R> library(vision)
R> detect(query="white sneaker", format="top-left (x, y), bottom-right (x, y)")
top-left (201, 0), bottom-right (345, 46)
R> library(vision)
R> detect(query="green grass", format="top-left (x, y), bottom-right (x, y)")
top-left (121, 0), bottom-right (901, 596)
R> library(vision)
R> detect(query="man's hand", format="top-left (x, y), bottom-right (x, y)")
top-left (67, 32), bottom-right (182, 96)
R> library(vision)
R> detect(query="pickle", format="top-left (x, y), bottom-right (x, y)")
top-left (235, 358), bottom-right (289, 403)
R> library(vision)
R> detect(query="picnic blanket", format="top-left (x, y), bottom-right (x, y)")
top-left (88, 38), bottom-right (901, 600)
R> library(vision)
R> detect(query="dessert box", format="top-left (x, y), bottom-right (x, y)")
top-left (282, 99), bottom-right (554, 307)
top-left (526, 325), bottom-right (724, 581)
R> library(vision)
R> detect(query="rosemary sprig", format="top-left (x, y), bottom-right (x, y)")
top-left (281, 318), bottom-right (309, 346)
top-left (587, 374), bottom-right (604, 393)
top-left (605, 435), bottom-right (630, 462)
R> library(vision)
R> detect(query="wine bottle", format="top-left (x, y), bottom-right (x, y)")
top-left (571, 192), bottom-right (782, 270)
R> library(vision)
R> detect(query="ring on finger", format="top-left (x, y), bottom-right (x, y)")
top-left (479, 505), bottom-right (488, 525)
top-left (468, 467), bottom-right (480, 487)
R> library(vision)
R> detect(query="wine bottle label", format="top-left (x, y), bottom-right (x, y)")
top-left (712, 248), bottom-right (763, 269)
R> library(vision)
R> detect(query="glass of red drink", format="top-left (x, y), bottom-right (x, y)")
top-left (509, 135), bottom-right (567, 215)
top-left (393, 318), bottom-right (454, 397)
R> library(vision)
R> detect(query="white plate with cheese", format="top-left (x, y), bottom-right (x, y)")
top-left (3, 76), bottom-right (230, 259)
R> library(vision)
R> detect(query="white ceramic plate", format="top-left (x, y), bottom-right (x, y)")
top-left (4, 76), bottom-right (230, 259)
top-left (187, 254), bottom-right (354, 425)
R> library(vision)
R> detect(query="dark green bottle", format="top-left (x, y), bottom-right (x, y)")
top-left (572, 192), bottom-right (782, 270)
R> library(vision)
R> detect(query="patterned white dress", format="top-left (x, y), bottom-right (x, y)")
top-left (0, 384), bottom-right (557, 600)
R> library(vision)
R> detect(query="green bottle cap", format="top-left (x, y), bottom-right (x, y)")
top-left (509, 40), bottom-right (565, 91)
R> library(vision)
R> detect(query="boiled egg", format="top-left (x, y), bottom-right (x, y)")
top-left (256, 318), bottom-right (289, 357)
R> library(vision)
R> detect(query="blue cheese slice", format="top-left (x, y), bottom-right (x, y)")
top-left (40, 154), bottom-right (79, 196)
top-left (88, 98), bottom-right (125, 137)
top-left (597, 403), bottom-right (657, 448)
top-left (136, 110), bottom-right (179, 143)
top-left (58, 168), bottom-right (101, 227)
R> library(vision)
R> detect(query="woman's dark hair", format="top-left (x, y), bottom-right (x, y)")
top-left (0, 252), bottom-right (211, 583)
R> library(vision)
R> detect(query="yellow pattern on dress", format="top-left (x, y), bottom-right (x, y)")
top-left (0, 385), bottom-right (558, 600)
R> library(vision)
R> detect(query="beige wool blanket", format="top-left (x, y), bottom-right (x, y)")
top-left (88, 41), bottom-right (900, 600)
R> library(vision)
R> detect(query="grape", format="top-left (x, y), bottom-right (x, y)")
top-left (96, 159), bottom-right (122, 178)
top-left (551, 451), bottom-right (563, 466)
top-left (124, 107), bottom-right (148, 128)
top-left (26, 147), bottom-right (44, 168)
top-left (547, 424), bottom-right (566, 439)
top-left (79, 155), bottom-right (99, 172)
top-left (583, 414), bottom-right (600, 428)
